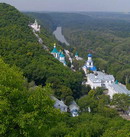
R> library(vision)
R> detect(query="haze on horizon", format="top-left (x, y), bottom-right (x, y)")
top-left (1, 0), bottom-right (130, 12)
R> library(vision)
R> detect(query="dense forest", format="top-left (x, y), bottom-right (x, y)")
top-left (26, 12), bottom-right (130, 88)
top-left (0, 3), bottom-right (83, 102)
top-left (0, 3), bottom-right (130, 137)
top-left (1, 57), bottom-right (130, 136)
top-left (62, 13), bottom-right (130, 86)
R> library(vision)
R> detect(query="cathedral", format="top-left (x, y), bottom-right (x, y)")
top-left (51, 44), bottom-right (66, 66)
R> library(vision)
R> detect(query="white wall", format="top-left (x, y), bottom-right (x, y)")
top-left (87, 78), bottom-right (101, 89)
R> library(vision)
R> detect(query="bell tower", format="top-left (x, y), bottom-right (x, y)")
top-left (86, 54), bottom-right (94, 68)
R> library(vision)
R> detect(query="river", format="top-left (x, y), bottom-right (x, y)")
top-left (53, 26), bottom-right (70, 46)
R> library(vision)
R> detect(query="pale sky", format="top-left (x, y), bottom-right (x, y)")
top-left (1, 0), bottom-right (130, 12)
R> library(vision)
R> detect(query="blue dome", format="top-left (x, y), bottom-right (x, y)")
top-left (90, 66), bottom-right (97, 71)
top-left (88, 54), bottom-right (92, 57)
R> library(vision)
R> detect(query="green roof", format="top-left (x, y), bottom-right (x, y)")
top-left (115, 80), bottom-right (118, 84)
top-left (60, 53), bottom-right (65, 57)
top-left (75, 52), bottom-right (78, 56)
top-left (51, 47), bottom-right (58, 53)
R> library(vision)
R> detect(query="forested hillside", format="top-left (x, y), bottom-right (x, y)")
top-left (0, 58), bottom-right (61, 136)
top-left (62, 15), bottom-right (130, 86)
top-left (1, 58), bottom-right (130, 136)
top-left (26, 12), bottom-right (130, 87)
top-left (0, 3), bottom-right (83, 102)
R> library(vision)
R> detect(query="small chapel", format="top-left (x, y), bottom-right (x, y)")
top-left (51, 44), bottom-right (66, 66)
top-left (75, 52), bottom-right (83, 61)
top-left (30, 20), bottom-right (41, 32)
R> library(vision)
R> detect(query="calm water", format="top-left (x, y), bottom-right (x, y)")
top-left (53, 27), bottom-right (70, 46)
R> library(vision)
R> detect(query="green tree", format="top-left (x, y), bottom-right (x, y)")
top-left (78, 95), bottom-right (98, 113)
top-left (0, 58), bottom-right (61, 137)
top-left (111, 94), bottom-right (130, 112)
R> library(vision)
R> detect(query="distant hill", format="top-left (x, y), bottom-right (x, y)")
top-left (25, 12), bottom-right (57, 32)
top-left (25, 12), bottom-right (92, 31)
top-left (79, 12), bottom-right (130, 21)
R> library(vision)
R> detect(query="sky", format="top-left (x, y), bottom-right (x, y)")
top-left (1, 0), bottom-right (130, 12)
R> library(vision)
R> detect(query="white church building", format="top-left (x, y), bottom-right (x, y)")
top-left (82, 53), bottom-right (130, 98)
top-left (29, 20), bottom-right (41, 32)
top-left (87, 71), bottom-right (130, 99)
top-left (87, 71), bottom-right (115, 89)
